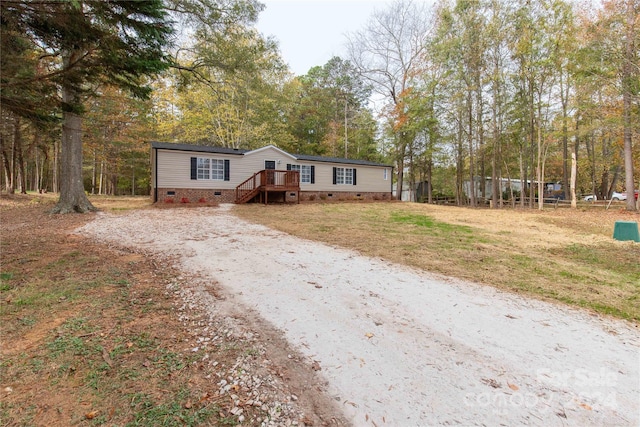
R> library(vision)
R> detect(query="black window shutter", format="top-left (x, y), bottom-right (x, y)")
top-left (352, 168), bottom-right (357, 186)
top-left (286, 164), bottom-right (292, 171)
top-left (310, 166), bottom-right (315, 184)
top-left (224, 159), bottom-right (230, 181)
top-left (333, 167), bottom-right (337, 185)
top-left (190, 157), bottom-right (197, 180)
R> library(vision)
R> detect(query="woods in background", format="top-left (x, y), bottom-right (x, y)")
top-left (1, 0), bottom-right (638, 210)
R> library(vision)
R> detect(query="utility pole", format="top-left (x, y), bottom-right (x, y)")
top-left (344, 98), bottom-right (348, 158)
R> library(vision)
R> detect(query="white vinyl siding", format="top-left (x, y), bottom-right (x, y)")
top-left (242, 147), bottom-right (295, 175)
top-left (156, 150), bottom-right (238, 189)
top-left (312, 164), bottom-right (383, 192)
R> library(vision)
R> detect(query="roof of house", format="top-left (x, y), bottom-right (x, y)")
top-left (151, 141), bottom-right (248, 155)
top-left (151, 141), bottom-right (392, 168)
top-left (295, 153), bottom-right (389, 167)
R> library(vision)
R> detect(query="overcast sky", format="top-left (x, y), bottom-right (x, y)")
top-left (255, 0), bottom-right (393, 76)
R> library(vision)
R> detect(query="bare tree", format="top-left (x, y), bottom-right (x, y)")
top-left (347, 0), bottom-right (433, 200)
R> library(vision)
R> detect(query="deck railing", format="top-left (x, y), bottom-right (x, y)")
top-left (235, 170), bottom-right (300, 203)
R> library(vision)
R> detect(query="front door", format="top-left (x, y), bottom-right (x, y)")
top-left (265, 160), bottom-right (276, 185)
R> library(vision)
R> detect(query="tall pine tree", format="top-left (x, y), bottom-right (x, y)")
top-left (1, 0), bottom-right (173, 212)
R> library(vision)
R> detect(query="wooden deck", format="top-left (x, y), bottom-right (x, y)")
top-left (235, 170), bottom-right (300, 204)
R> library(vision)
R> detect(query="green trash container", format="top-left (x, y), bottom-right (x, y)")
top-left (613, 221), bottom-right (640, 242)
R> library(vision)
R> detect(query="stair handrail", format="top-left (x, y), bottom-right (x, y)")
top-left (235, 171), bottom-right (260, 202)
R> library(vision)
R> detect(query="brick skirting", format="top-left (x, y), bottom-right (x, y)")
top-left (156, 188), bottom-right (236, 204)
top-left (299, 191), bottom-right (392, 202)
top-left (155, 188), bottom-right (393, 204)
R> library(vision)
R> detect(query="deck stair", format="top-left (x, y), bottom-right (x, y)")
top-left (235, 170), bottom-right (300, 204)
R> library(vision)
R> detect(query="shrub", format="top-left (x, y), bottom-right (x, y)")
top-left (164, 198), bottom-right (174, 203)
top-left (180, 197), bottom-right (189, 204)
top-left (198, 197), bottom-right (206, 203)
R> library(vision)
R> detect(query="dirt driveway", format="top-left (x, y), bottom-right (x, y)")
top-left (79, 205), bottom-right (640, 426)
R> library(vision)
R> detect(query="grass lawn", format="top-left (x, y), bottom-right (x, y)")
top-left (233, 202), bottom-right (640, 322)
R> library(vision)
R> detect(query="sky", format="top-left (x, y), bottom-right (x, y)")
top-left (254, 0), bottom-right (393, 76)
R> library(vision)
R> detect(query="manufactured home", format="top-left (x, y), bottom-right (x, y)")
top-left (151, 142), bottom-right (393, 204)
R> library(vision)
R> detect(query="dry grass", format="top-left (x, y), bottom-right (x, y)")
top-left (88, 194), bottom-right (154, 211)
top-left (0, 195), bottom-right (230, 426)
top-left (1, 194), bottom-right (334, 426)
top-left (0, 193), bottom-right (153, 212)
top-left (233, 202), bottom-right (640, 321)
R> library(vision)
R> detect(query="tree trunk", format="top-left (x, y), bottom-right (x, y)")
top-left (570, 150), bottom-right (577, 209)
top-left (131, 163), bottom-right (135, 196)
top-left (574, 112), bottom-right (581, 200)
top-left (456, 110), bottom-right (465, 205)
top-left (519, 151), bottom-right (525, 209)
top-left (528, 134), bottom-right (535, 207)
top-left (585, 132), bottom-right (596, 197)
top-left (51, 50), bottom-right (96, 214)
top-left (32, 133), bottom-right (42, 192)
top-left (52, 139), bottom-right (59, 193)
top-left (0, 135), bottom-right (13, 193)
top-left (560, 71), bottom-right (570, 200)
top-left (408, 144), bottom-right (415, 202)
top-left (344, 98), bottom-right (348, 159)
top-left (14, 119), bottom-right (27, 194)
top-left (9, 120), bottom-right (16, 194)
top-left (34, 144), bottom-right (39, 192)
top-left (467, 94), bottom-right (476, 207)
top-left (99, 160), bottom-right (104, 195)
top-left (491, 93), bottom-right (499, 209)
top-left (426, 157), bottom-right (433, 204)
top-left (537, 105), bottom-right (544, 210)
top-left (623, 0), bottom-right (636, 211)
top-left (38, 146), bottom-right (46, 192)
top-left (395, 136), bottom-right (405, 201)
top-left (91, 150), bottom-right (97, 194)
top-left (477, 93), bottom-right (486, 203)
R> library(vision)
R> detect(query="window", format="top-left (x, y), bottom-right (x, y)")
top-left (344, 168), bottom-right (354, 185)
top-left (300, 166), bottom-right (312, 184)
top-left (289, 164), bottom-right (313, 183)
top-left (191, 157), bottom-right (229, 181)
top-left (211, 159), bottom-right (224, 180)
top-left (383, 169), bottom-right (389, 180)
top-left (334, 167), bottom-right (355, 185)
top-left (197, 158), bottom-right (210, 180)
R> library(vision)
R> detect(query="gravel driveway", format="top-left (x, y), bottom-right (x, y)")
top-left (79, 205), bottom-right (639, 426)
